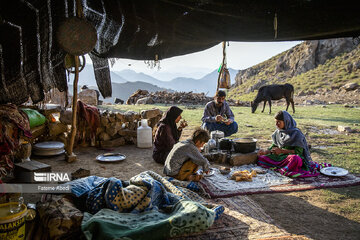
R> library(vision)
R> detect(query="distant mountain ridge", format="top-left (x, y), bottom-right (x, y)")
top-left (114, 68), bottom-right (238, 96)
top-left (114, 69), bottom-right (165, 87)
top-left (78, 65), bottom-right (127, 86)
top-left (77, 64), bottom-right (238, 102)
top-left (101, 81), bottom-right (170, 103)
top-left (76, 38), bottom-right (360, 104)
top-left (151, 69), bottom-right (210, 81)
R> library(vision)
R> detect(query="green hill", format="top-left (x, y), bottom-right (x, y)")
top-left (229, 39), bottom-right (360, 101)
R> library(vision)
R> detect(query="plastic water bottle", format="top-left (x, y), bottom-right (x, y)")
top-left (137, 119), bottom-right (152, 148)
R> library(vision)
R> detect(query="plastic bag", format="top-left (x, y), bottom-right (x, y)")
top-left (20, 108), bottom-right (46, 128)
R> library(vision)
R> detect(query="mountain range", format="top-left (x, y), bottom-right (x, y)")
top-left (114, 68), bottom-right (237, 95)
top-left (76, 64), bottom-right (238, 102)
top-left (74, 38), bottom-right (360, 104)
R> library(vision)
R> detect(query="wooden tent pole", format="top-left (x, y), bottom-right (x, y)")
top-left (216, 41), bottom-right (226, 92)
top-left (66, 55), bottom-right (80, 162)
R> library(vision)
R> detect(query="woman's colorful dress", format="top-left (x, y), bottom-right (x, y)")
top-left (257, 111), bottom-right (331, 178)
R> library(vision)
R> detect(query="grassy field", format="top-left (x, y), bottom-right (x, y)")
top-left (101, 103), bottom-right (360, 173)
top-left (101, 103), bottom-right (360, 225)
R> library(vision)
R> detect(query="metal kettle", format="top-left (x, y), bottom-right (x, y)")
top-left (210, 130), bottom-right (225, 140)
top-left (210, 130), bottom-right (224, 148)
top-left (207, 139), bottom-right (217, 150)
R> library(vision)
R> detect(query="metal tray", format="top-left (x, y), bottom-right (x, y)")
top-left (33, 141), bottom-right (65, 150)
top-left (96, 153), bottom-right (126, 162)
top-left (33, 149), bottom-right (65, 156)
top-left (320, 167), bottom-right (348, 177)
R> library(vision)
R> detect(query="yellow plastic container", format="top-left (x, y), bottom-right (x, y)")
top-left (0, 202), bottom-right (27, 240)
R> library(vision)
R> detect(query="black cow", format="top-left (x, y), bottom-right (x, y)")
top-left (251, 83), bottom-right (295, 114)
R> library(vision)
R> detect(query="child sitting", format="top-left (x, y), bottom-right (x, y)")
top-left (163, 128), bottom-right (210, 182)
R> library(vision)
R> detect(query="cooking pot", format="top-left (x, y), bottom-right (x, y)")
top-left (219, 138), bottom-right (232, 151)
top-left (233, 138), bottom-right (257, 153)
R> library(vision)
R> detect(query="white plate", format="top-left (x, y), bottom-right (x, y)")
top-left (320, 167), bottom-right (348, 177)
top-left (96, 153), bottom-right (126, 162)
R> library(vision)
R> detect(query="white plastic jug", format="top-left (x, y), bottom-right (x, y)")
top-left (137, 119), bottom-right (152, 148)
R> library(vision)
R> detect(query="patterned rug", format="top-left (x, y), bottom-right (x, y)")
top-left (200, 169), bottom-right (360, 198)
top-left (170, 195), bottom-right (302, 240)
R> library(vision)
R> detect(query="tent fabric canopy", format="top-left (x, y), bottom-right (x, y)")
top-left (1, 0), bottom-right (360, 105)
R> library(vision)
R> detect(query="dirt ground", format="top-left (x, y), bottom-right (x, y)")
top-left (31, 128), bottom-right (193, 180)
top-left (250, 189), bottom-right (360, 240)
top-left (29, 136), bottom-right (360, 240)
top-left (32, 145), bottom-right (163, 180)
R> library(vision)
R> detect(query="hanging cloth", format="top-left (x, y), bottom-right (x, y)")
top-left (217, 42), bottom-right (231, 90)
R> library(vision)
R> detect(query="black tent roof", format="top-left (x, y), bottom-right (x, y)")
top-left (1, 0), bottom-right (360, 104)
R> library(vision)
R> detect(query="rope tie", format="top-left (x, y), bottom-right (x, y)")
top-left (217, 41), bottom-right (227, 91)
top-left (76, 0), bottom-right (85, 19)
top-left (274, 12), bottom-right (278, 39)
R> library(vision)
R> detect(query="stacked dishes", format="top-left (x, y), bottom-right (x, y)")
top-left (33, 141), bottom-right (65, 156)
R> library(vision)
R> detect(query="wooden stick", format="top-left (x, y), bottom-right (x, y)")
top-left (67, 55), bottom-right (79, 161)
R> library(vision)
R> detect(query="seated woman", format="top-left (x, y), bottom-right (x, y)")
top-left (164, 128), bottom-right (210, 182)
top-left (257, 111), bottom-right (330, 177)
top-left (153, 106), bottom-right (187, 164)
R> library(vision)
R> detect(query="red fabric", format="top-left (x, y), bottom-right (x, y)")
top-left (257, 155), bottom-right (331, 178)
top-left (0, 104), bottom-right (30, 179)
top-left (0, 104), bottom-right (31, 138)
top-left (76, 100), bottom-right (100, 136)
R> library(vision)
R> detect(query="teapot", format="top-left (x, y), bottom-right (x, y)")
top-left (207, 139), bottom-right (217, 150)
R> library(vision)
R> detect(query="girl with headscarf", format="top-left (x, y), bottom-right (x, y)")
top-left (153, 106), bottom-right (187, 164)
top-left (257, 111), bottom-right (331, 177)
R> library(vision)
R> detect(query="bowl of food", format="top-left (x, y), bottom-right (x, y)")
top-left (219, 166), bottom-right (231, 174)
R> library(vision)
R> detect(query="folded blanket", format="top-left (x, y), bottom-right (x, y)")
top-left (82, 200), bottom-right (215, 240)
top-left (67, 171), bottom-right (224, 239)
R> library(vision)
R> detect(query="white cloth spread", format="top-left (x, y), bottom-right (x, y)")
top-left (203, 164), bottom-right (292, 191)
